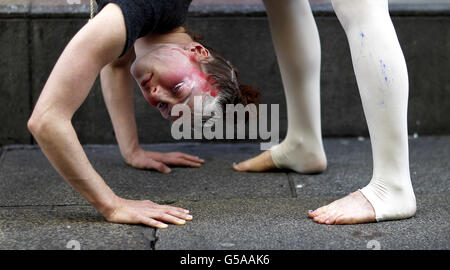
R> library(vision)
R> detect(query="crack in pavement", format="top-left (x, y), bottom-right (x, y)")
top-left (142, 228), bottom-right (158, 250)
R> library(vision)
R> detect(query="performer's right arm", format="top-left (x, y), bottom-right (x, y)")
top-left (27, 4), bottom-right (191, 228)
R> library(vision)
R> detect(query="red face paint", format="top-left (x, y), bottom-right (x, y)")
top-left (134, 44), bottom-right (221, 113)
top-left (189, 54), bottom-right (197, 63)
top-left (147, 96), bottom-right (158, 107)
top-left (190, 67), bottom-right (219, 96)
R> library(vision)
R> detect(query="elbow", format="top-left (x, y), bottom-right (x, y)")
top-left (27, 114), bottom-right (44, 138)
top-left (27, 112), bottom-right (57, 139)
top-left (28, 109), bottom-right (70, 140)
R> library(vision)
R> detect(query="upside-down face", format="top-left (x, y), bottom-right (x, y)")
top-left (131, 43), bottom-right (220, 123)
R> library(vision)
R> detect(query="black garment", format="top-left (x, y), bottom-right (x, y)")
top-left (96, 0), bottom-right (192, 57)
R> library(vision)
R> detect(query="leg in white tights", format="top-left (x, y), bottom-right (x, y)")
top-left (233, 0), bottom-right (327, 173)
top-left (309, 0), bottom-right (416, 224)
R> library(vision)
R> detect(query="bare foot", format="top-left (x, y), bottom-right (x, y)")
top-left (233, 151), bottom-right (276, 172)
top-left (308, 190), bottom-right (376, 225)
top-left (233, 144), bottom-right (327, 173)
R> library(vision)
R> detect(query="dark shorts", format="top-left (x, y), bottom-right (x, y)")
top-left (96, 0), bottom-right (192, 57)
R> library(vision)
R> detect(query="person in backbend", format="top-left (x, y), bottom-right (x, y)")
top-left (28, 0), bottom-right (260, 228)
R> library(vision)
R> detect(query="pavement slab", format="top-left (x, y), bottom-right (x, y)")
top-left (0, 143), bottom-right (291, 206)
top-left (291, 136), bottom-right (450, 198)
top-left (0, 206), bottom-right (154, 250)
top-left (0, 136), bottom-right (449, 250)
top-left (156, 195), bottom-right (450, 250)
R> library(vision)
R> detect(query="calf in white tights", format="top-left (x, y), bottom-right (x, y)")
top-left (233, 0), bottom-right (416, 224)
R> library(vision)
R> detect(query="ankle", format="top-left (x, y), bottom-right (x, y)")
top-left (270, 139), bottom-right (327, 173)
top-left (302, 151), bottom-right (327, 173)
top-left (361, 177), bottom-right (416, 221)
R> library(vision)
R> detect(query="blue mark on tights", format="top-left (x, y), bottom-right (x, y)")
top-left (380, 59), bottom-right (389, 84)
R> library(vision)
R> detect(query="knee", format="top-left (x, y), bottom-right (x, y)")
top-left (331, 0), bottom-right (360, 28)
top-left (331, 0), bottom-right (371, 13)
top-left (331, 0), bottom-right (383, 30)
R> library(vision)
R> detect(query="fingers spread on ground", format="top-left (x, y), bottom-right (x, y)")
top-left (175, 153), bottom-right (205, 163)
top-left (168, 206), bottom-right (191, 214)
top-left (143, 200), bottom-right (159, 207)
top-left (175, 158), bottom-right (202, 167)
top-left (139, 216), bottom-right (168, 229)
top-left (152, 213), bottom-right (186, 225)
top-left (147, 160), bottom-right (171, 173)
top-left (161, 157), bottom-right (202, 167)
top-left (165, 209), bottom-right (193, 220)
top-left (156, 205), bottom-right (192, 219)
top-left (158, 204), bottom-right (190, 214)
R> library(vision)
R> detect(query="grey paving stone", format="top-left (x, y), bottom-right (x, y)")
top-left (0, 143), bottom-right (291, 206)
top-left (291, 136), bottom-right (450, 198)
top-left (0, 146), bottom-right (87, 206)
top-left (0, 206), bottom-right (154, 250)
top-left (408, 136), bottom-right (450, 194)
top-left (0, 137), bottom-right (448, 250)
top-left (156, 194), bottom-right (450, 250)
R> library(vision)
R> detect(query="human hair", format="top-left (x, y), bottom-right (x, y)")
top-left (199, 47), bottom-right (261, 109)
top-left (184, 28), bottom-right (261, 127)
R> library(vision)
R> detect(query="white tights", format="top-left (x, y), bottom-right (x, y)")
top-left (263, 0), bottom-right (416, 221)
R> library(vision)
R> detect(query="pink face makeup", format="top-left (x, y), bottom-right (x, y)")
top-left (131, 43), bottom-right (220, 120)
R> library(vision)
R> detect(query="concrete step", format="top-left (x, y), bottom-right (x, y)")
top-left (0, 2), bottom-right (449, 145)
